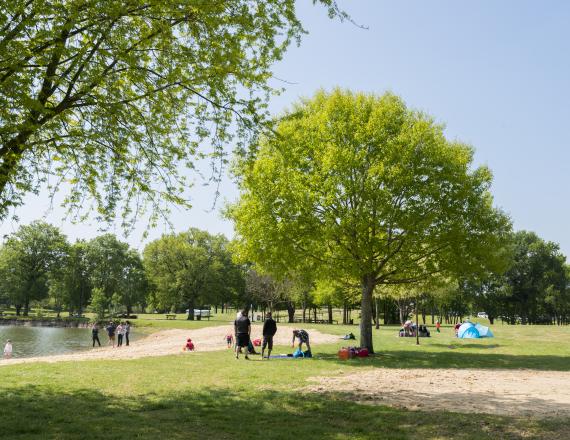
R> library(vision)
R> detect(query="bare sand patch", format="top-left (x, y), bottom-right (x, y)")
top-left (307, 367), bottom-right (570, 417)
top-left (0, 323), bottom-right (338, 366)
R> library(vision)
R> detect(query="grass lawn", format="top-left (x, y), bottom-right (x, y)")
top-left (0, 320), bottom-right (569, 439)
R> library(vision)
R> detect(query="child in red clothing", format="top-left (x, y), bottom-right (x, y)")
top-left (183, 338), bottom-right (195, 351)
top-left (224, 334), bottom-right (234, 348)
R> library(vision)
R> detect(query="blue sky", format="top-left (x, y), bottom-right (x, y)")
top-left (2, 1), bottom-right (570, 255)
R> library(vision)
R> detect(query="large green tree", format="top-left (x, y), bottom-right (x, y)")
top-left (0, 221), bottom-right (68, 315)
top-left (143, 228), bottom-right (242, 319)
top-left (229, 89), bottom-right (511, 352)
top-left (501, 231), bottom-right (568, 324)
top-left (0, 0), bottom-right (345, 224)
top-left (85, 233), bottom-right (136, 316)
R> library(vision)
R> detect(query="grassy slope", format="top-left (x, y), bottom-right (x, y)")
top-left (0, 317), bottom-right (569, 439)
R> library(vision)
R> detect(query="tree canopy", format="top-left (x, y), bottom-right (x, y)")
top-left (0, 0), bottom-right (345, 226)
top-left (0, 220), bottom-right (68, 315)
top-left (143, 228), bottom-right (243, 319)
top-left (229, 89), bottom-right (512, 352)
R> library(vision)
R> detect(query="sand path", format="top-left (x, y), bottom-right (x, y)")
top-left (0, 324), bottom-right (338, 366)
top-left (307, 367), bottom-right (570, 417)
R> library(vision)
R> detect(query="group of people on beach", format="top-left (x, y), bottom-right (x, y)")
top-left (232, 309), bottom-right (311, 360)
top-left (91, 321), bottom-right (131, 348)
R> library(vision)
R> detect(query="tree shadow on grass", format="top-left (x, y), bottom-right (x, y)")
top-left (0, 385), bottom-right (565, 440)
top-left (316, 350), bottom-right (570, 371)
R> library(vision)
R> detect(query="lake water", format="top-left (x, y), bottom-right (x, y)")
top-left (0, 326), bottom-right (143, 359)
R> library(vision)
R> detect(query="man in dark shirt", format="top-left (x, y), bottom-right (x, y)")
top-left (105, 322), bottom-right (116, 348)
top-left (92, 323), bottom-right (101, 347)
top-left (292, 329), bottom-right (311, 352)
top-left (234, 310), bottom-right (251, 360)
top-left (261, 312), bottom-right (277, 359)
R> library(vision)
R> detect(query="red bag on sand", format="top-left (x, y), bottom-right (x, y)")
top-left (253, 338), bottom-right (261, 346)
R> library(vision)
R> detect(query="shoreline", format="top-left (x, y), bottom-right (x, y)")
top-left (0, 324), bottom-right (340, 366)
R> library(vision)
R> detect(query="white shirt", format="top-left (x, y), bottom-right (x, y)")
top-left (4, 343), bottom-right (12, 354)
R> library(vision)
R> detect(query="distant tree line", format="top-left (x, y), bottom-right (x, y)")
top-left (0, 222), bottom-right (567, 326)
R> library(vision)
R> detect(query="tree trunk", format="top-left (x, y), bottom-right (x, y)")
top-left (23, 299), bottom-right (30, 316)
top-left (15, 304), bottom-right (22, 316)
top-left (415, 298), bottom-right (420, 346)
top-left (187, 300), bottom-right (195, 320)
top-left (287, 302), bottom-right (295, 323)
top-left (489, 316), bottom-right (495, 325)
top-left (421, 308), bottom-right (426, 325)
top-left (328, 304), bottom-right (333, 324)
top-left (375, 297), bottom-right (380, 330)
top-left (360, 276), bottom-right (375, 353)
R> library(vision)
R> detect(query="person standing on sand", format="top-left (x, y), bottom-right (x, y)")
top-left (125, 321), bottom-right (131, 346)
top-left (261, 312), bottom-right (277, 359)
top-left (92, 323), bottom-right (101, 347)
top-left (224, 333), bottom-right (234, 348)
top-left (3, 339), bottom-right (12, 358)
top-left (234, 309), bottom-right (251, 360)
top-left (117, 322), bottom-right (125, 347)
top-left (105, 321), bottom-right (116, 347)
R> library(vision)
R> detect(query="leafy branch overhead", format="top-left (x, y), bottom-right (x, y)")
top-left (0, 0), bottom-right (345, 229)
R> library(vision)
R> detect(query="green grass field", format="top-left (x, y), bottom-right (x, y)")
top-left (0, 317), bottom-right (569, 439)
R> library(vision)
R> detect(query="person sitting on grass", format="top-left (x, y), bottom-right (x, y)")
top-left (292, 329), bottom-right (311, 353)
top-left (183, 338), bottom-right (195, 351)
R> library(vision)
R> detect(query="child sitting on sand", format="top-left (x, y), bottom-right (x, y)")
top-left (183, 338), bottom-right (195, 351)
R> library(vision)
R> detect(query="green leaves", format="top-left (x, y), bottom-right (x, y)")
top-left (142, 228), bottom-right (244, 314)
top-left (0, 0), bottom-right (343, 228)
top-left (231, 89), bottom-right (511, 286)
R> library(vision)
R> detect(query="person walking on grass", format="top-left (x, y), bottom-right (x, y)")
top-left (91, 323), bottom-right (101, 347)
top-left (261, 312), bottom-right (277, 359)
top-left (3, 339), bottom-right (12, 359)
top-left (436, 320), bottom-right (441, 333)
top-left (125, 321), bottom-right (131, 346)
top-left (234, 309), bottom-right (251, 360)
top-left (292, 329), bottom-right (311, 353)
top-left (105, 321), bottom-right (116, 347)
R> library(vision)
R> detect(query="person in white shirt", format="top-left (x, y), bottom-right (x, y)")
top-left (3, 339), bottom-right (13, 358)
top-left (116, 323), bottom-right (125, 347)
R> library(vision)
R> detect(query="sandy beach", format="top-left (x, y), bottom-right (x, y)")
top-left (0, 323), bottom-right (339, 366)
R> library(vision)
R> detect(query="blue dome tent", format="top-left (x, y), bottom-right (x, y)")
top-left (457, 322), bottom-right (494, 339)
top-left (458, 322), bottom-right (480, 338)
top-left (475, 323), bottom-right (494, 338)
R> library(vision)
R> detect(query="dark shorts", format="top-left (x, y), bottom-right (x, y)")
top-left (262, 335), bottom-right (274, 350)
top-left (236, 334), bottom-right (250, 347)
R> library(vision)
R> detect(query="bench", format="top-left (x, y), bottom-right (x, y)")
top-left (165, 314), bottom-right (177, 320)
